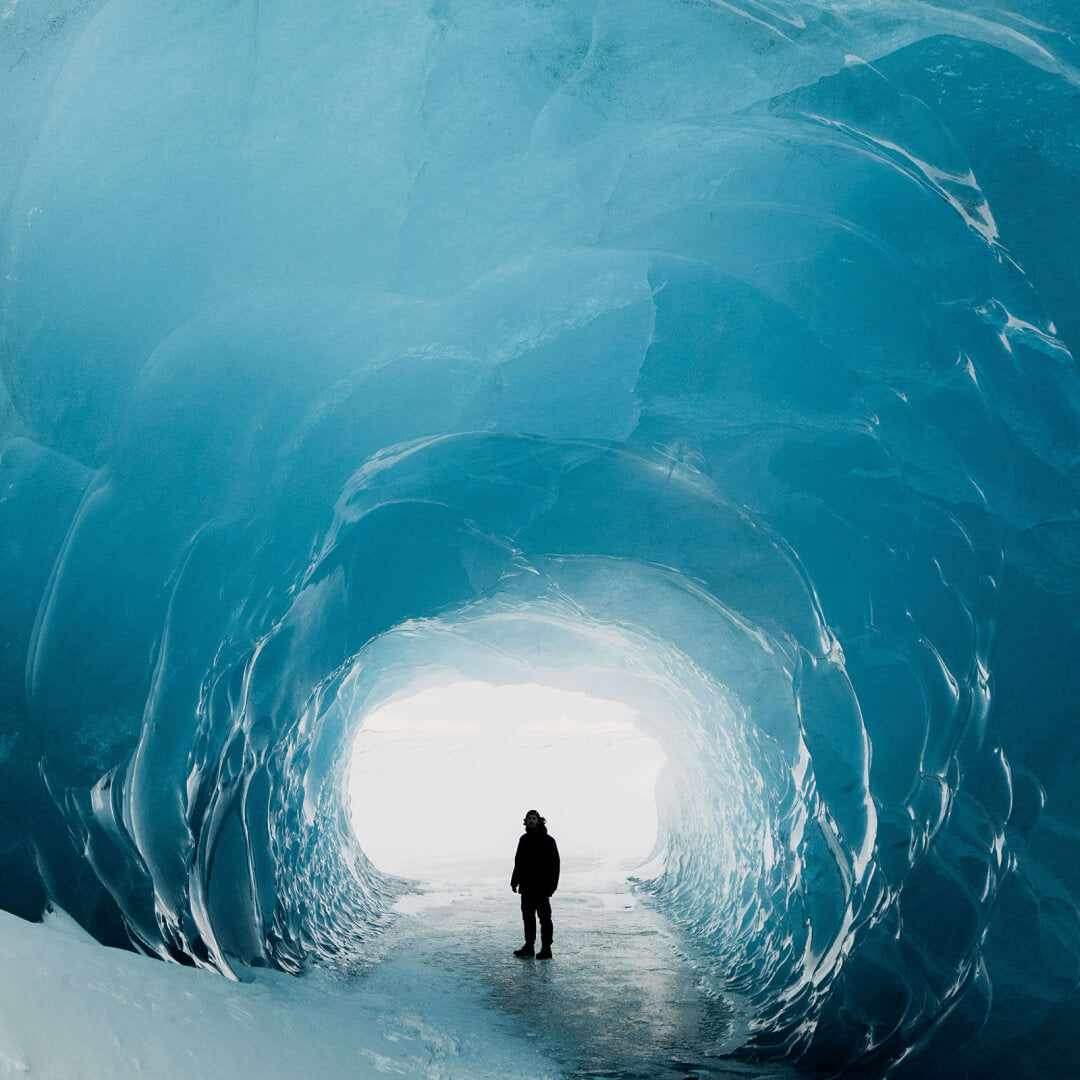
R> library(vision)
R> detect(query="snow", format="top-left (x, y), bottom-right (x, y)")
top-left (0, 904), bottom-right (561, 1080)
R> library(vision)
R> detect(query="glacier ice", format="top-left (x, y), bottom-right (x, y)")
top-left (0, 904), bottom-right (572, 1079)
top-left (2, 0), bottom-right (1080, 1075)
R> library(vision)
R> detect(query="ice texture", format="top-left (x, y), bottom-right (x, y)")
top-left (2, 0), bottom-right (1079, 1075)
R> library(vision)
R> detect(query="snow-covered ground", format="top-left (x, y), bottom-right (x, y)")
top-left (0, 871), bottom-right (792, 1079)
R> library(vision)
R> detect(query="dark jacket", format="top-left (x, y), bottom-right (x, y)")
top-left (511, 824), bottom-right (560, 896)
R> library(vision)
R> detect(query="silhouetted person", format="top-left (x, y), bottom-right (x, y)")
top-left (511, 809), bottom-right (560, 959)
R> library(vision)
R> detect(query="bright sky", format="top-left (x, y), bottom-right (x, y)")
top-left (345, 681), bottom-right (667, 880)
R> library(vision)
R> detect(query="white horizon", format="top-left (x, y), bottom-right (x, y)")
top-left (345, 681), bottom-right (667, 881)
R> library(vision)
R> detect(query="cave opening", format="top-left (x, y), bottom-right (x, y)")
top-left (303, 600), bottom-right (773, 992)
top-left (344, 680), bottom-right (668, 884)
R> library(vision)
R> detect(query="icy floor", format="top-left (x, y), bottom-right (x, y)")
top-left (374, 868), bottom-right (743, 1079)
top-left (0, 867), bottom-right (795, 1079)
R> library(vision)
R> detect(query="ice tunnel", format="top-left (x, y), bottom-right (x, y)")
top-left (2, 0), bottom-right (1080, 1076)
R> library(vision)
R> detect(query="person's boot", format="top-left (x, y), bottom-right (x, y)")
top-left (536, 944), bottom-right (552, 959)
top-left (514, 944), bottom-right (535, 957)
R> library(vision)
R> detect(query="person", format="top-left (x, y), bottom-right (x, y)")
top-left (511, 809), bottom-right (560, 959)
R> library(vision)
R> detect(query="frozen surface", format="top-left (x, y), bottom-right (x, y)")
top-left (0, 905), bottom-right (565, 1079)
top-left (2, 0), bottom-right (1080, 1076)
top-left (0, 874), bottom-right (799, 1080)
top-left (375, 873), bottom-right (744, 1079)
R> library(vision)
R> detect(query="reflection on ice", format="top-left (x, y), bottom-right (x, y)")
top-left (372, 868), bottom-right (778, 1080)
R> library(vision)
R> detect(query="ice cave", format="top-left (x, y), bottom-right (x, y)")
top-left (1, 0), bottom-right (1079, 1076)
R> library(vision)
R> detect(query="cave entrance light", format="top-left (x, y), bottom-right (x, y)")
top-left (345, 681), bottom-right (667, 884)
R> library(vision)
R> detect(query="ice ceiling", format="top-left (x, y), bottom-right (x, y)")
top-left (2, 0), bottom-right (1079, 1075)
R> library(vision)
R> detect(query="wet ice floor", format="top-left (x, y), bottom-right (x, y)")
top-left (347, 866), bottom-right (794, 1080)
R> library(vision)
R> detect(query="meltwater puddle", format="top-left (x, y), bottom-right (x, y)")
top-left (346, 868), bottom-right (793, 1080)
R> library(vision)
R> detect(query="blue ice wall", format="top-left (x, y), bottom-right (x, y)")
top-left (2, 0), bottom-right (1079, 1075)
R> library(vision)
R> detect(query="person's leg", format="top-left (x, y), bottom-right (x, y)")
top-left (516, 893), bottom-right (537, 954)
top-left (536, 895), bottom-right (553, 957)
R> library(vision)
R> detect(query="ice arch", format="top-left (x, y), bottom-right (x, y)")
top-left (2, 0), bottom-right (1080, 1077)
